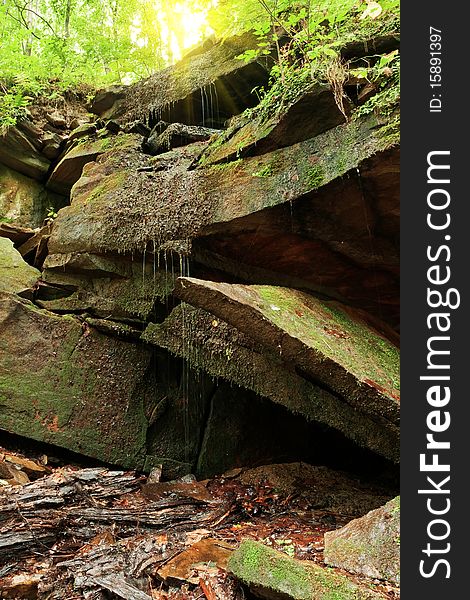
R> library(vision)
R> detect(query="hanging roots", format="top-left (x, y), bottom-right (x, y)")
top-left (325, 58), bottom-right (349, 121)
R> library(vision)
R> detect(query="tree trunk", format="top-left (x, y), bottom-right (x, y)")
top-left (64, 0), bottom-right (72, 38)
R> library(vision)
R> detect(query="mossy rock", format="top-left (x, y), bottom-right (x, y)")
top-left (174, 279), bottom-right (400, 428)
top-left (324, 497), bottom-right (400, 585)
top-left (0, 292), bottom-right (152, 468)
top-left (0, 126), bottom-right (50, 181)
top-left (48, 111), bottom-right (396, 258)
top-left (228, 540), bottom-right (383, 600)
top-left (0, 238), bottom-right (40, 294)
top-left (0, 164), bottom-right (65, 228)
top-left (143, 304), bottom-right (399, 463)
top-left (46, 133), bottom-right (140, 195)
top-left (200, 83), bottom-right (348, 166)
top-left (120, 31), bottom-right (271, 126)
top-left (41, 251), bottom-right (175, 320)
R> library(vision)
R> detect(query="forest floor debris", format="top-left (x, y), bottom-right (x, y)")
top-left (0, 444), bottom-right (399, 599)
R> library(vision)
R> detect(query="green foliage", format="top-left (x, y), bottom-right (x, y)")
top-left (225, 0), bottom-right (399, 123)
top-left (0, 87), bottom-right (31, 132)
top-left (0, 0), bottom-right (218, 128)
top-left (46, 206), bottom-right (58, 219)
top-left (0, 0), bottom-right (399, 130)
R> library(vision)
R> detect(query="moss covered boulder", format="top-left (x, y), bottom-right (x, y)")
top-left (119, 32), bottom-right (271, 127)
top-left (324, 497), bottom-right (400, 585)
top-left (48, 112), bottom-right (398, 326)
top-left (0, 238), bottom-right (40, 294)
top-left (0, 126), bottom-right (50, 181)
top-left (46, 134), bottom-right (141, 195)
top-left (0, 292), bottom-right (153, 468)
top-left (40, 251), bottom-right (174, 321)
top-left (228, 540), bottom-right (383, 600)
top-left (199, 83), bottom-right (348, 165)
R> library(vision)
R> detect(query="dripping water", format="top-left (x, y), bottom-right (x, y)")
top-left (179, 251), bottom-right (195, 464)
top-left (356, 167), bottom-right (384, 321)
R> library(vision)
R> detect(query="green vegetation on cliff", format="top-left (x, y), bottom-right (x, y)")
top-left (1, 0), bottom-right (399, 130)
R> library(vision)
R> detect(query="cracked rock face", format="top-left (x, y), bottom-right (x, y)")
top-left (0, 30), bottom-right (400, 479)
top-left (0, 238), bottom-right (40, 295)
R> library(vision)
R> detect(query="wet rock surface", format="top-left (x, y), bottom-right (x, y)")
top-left (145, 122), bottom-right (221, 155)
top-left (0, 125), bottom-right (51, 181)
top-left (117, 32), bottom-right (272, 127)
top-left (0, 239), bottom-right (39, 295)
top-left (0, 28), bottom-right (400, 596)
top-left (0, 451), bottom-right (399, 600)
top-left (0, 292), bottom-right (152, 468)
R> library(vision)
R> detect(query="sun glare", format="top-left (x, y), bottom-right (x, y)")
top-left (157, 0), bottom-right (218, 62)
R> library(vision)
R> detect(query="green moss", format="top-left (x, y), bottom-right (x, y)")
top-left (252, 164), bottom-right (273, 178)
top-left (84, 170), bottom-right (129, 204)
top-left (229, 541), bottom-right (380, 600)
top-left (307, 165), bottom-right (325, 189)
top-left (254, 285), bottom-right (399, 398)
top-left (0, 297), bottom-right (149, 468)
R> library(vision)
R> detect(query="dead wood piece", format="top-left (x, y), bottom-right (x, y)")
top-left (0, 468), bottom-right (143, 514)
top-left (141, 481), bottom-right (215, 504)
top-left (69, 501), bottom-right (222, 528)
top-left (199, 571), bottom-right (240, 600)
top-left (0, 530), bottom-right (55, 552)
top-left (89, 574), bottom-right (154, 600)
top-left (157, 538), bottom-right (234, 584)
top-left (3, 453), bottom-right (48, 479)
top-left (0, 573), bottom-right (42, 599)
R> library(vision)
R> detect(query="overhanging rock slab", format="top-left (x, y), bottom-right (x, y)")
top-left (142, 303), bottom-right (399, 463)
top-left (118, 32), bottom-right (272, 126)
top-left (174, 278), bottom-right (400, 426)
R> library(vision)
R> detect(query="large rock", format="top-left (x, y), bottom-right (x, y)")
top-left (0, 126), bottom-right (51, 181)
top-left (40, 252), bottom-right (174, 321)
top-left (324, 496), bottom-right (400, 585)
top-left (90, 85), bottom-right (127, 119)
top-left (0, 292), bottom-right (152, 468)
top-left (0, 163), bottom-right (64, 228)
top-left (119, 32), bottom-right (272, 127)
top-left (48, 112), bottom-right (398, 325)
top-left (200, 83), bottom-right (349, 164)
top-left (174, 279), bottom-right (400, 426)
top-left (143, 304), bottom-right (399, 462)
top-left (0, 238), bottom-right (40, 294)
top-left (145, 122), bottom-right (220, 155)
top-left (228, 540), bottom-right (382, 600)
top-left (46, 134), bottom-right (140, 195)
